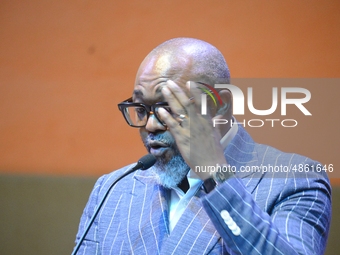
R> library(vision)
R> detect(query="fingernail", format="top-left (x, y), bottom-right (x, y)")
top-left (167, 80), bottom-right (180, 89)
top-left (161, 86), bottom-right (170, 95)
top-left (167, 80), bottom-right (176, 86)
top-left (186, 81), bottom-right (198, 91)
top-left (157, 107), bottom-right (167, 116)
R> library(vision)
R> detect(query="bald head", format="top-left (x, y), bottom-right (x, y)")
top-left (144, 38), bottom-right (230, 85)
top-left (134, 37), bottom-right (233, 147)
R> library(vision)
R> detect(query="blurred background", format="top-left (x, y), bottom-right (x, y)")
top-left (0, 0), bottom-right (339, 254)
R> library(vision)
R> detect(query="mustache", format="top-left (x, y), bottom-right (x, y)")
top-left (145, 133), bottom-right (174, 147)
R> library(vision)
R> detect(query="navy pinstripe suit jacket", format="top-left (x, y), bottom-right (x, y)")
top-left (74, 126), bottom-right (331, 254)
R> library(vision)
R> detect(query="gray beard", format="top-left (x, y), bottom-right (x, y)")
top-left (152, 152), bottom-right (189, 189)
top-left (142, 133), bottom-right (189, 189)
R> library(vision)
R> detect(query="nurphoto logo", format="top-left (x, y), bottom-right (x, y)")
top-left (196, 82), bottom-right (312, 128)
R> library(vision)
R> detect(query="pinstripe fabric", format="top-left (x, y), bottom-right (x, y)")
top-left (74, 125), bottom-right (331, 254)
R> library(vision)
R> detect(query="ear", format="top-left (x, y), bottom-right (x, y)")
top-left (215, 89), bottom-right (233, 117)
top-left (212, 89), bottom-right (233, 137)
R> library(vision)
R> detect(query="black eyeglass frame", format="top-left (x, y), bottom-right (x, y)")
top-left (118, 97), bottom-right (171, 127)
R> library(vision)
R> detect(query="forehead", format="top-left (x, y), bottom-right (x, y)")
top-left (133, 53), bottom-right (191, 103)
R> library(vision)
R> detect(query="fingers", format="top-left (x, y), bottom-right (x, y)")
top-left (162, 80), bottom-right (196, 117)
top-left (186, 81), bottom-right (206, 116)
top-left (159, 80), bottom-right (213, 130)
top-left (157, 108), bottom-right (181, 129)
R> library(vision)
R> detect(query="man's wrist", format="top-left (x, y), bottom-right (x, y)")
top-left (202, 164), bottom-right (234, 193)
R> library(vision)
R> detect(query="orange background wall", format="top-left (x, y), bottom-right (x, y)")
top-left (0, 1), bottom-right (339, 180)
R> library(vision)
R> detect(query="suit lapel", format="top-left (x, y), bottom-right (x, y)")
top-left (160, 190), bottom-right (220, 255)
top-left (126, 172), bottom-right (170, 254)
top-left (132, 171), bottom-right (221, 255)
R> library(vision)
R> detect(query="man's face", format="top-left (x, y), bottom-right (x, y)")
top-left (133, 53), bottom-right (192, 188)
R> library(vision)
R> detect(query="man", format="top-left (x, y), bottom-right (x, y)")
top-left (74, 38), bottom-right (331, 254)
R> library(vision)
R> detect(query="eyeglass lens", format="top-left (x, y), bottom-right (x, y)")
top-left (122, 106), bottom-right (145, 126)
top-left (124, 106), bottom-right (164, 127)
top-left (123, 105), bottom-right (171, 127)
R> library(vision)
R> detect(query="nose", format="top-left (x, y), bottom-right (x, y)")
top-left (145, 113), bottom-right (167, 133)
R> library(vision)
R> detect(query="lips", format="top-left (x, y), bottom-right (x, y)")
top-left (148, 140), bottom-right (169, 156)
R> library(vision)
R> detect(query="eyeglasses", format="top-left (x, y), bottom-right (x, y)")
top-left (118, 97), bottom-right (173, 127)
top-left (118, 82), bottom-right (219, 127)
